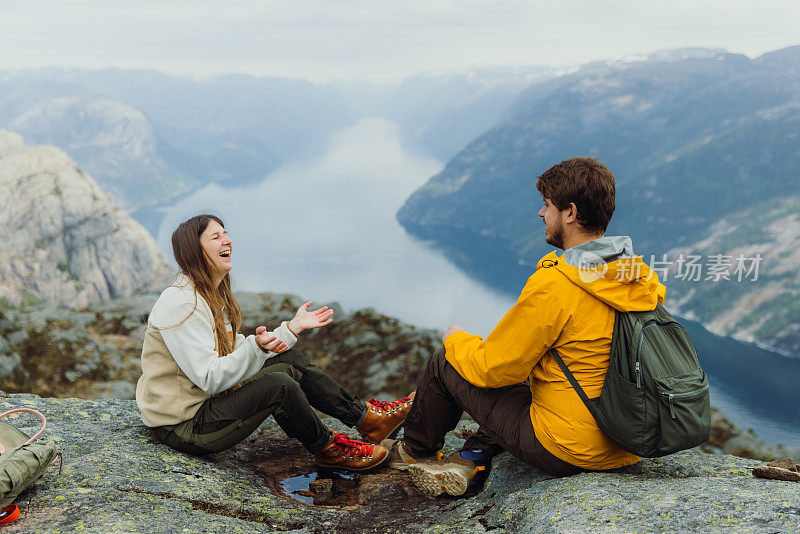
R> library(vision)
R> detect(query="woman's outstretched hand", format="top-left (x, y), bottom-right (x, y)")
top-left (255, 326), bottom-right (289, 354)
top-left (288, 301), bottom-right (334, 335)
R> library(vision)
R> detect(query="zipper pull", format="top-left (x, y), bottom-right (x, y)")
top-left (635, 361), bottom-right (641, 388)
top-left (668, 393), bottom-right (676, 419)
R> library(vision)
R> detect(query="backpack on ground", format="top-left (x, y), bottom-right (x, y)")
top-left (0, 407), bottom-right (61, 524)
top-left (551, 304), bottom-right (711, 458)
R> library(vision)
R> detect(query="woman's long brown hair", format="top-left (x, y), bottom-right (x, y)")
top-left (170, 214), bottom-right (242, 356)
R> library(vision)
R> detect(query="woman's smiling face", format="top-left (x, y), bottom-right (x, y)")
top-left (199, 219), bottom-right (233, 283)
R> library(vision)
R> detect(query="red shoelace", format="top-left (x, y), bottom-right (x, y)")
top-left (367, 396), bottom-right (412, 413)
top-left (332, 433), bottom-right (374, 456)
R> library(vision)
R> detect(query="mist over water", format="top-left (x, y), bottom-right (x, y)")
top-left (155, 118), bottom-right (516, 336)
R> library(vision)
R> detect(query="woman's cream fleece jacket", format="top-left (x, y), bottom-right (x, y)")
top-left (136, 274), bottom-right (297, 427)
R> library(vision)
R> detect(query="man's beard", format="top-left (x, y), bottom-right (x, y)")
top-left (545, 220), bottom-right (565, 249)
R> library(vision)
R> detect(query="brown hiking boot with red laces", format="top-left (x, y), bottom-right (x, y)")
top-left (315, 431), bottom-right (388, 471)
top-left (357, 392), bottom-right (415, 444)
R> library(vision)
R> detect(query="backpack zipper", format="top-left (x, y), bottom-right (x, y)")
top-left (635, 320), bottom-right (658, 388)
top-left (661, 384), bottom-right (710, 418)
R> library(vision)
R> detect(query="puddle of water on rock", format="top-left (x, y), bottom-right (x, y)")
top-left (280, 472), bottom-right (318, 503)
top-left (279, 470), bottom-right (360, 504)
top-left (326, 470), bottom-right (357, 480)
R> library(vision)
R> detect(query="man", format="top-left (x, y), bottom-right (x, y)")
top-left (386, 157), bottom-right (666, 496)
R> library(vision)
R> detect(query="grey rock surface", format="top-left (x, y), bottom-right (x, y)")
top-left (1, 394), bottom-right (798, 533)
top-left (0, 130), bottom-right (170, 308)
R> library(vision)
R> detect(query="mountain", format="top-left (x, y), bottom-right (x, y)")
top-left (397, 46), bottom-right (800, 355)
top-left (666, 192), bottom-right (800, 355)
top-left (78, 70), bottom-right (356, 184)
top-left (7, 96), bottom-right (194, 210)
top-left (0, 69), bottom-right (357, 213)
top-left (0, 130), bottom-right (170, 308)
top-left (360, 67), bottom-right (558, 160)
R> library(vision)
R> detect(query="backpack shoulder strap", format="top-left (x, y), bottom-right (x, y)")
top-left (0, 408), bottom-right (47, 446)
top-left (550, 348), bottom-right (593, 407)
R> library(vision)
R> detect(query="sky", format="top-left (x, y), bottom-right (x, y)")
top-left (1, 1), bottom-right (799, 83)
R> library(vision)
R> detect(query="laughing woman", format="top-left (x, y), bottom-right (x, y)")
top-left (135, 214), bottom-right (413, 470)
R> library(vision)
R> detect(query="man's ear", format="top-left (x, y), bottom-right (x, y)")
top-left (565, 202), bottom-right (578, 224)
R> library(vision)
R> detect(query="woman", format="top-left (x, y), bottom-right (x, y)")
top-left (135, 214), bottom-right (413, 470)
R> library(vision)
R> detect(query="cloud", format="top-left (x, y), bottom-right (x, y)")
top-left (1, 1), bottom-right (799, 82)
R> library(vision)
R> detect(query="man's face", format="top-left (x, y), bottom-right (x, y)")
top-left (538, 198), bottom-right (565, 249)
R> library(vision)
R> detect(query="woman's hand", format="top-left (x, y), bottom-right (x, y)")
top-left (255, 326), bottom-right (288, 354)
top-left (288, 301), bottom-right (334, 335)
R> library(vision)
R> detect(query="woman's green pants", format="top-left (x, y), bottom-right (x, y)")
top-left (152, 349), bottom-right (366, 455)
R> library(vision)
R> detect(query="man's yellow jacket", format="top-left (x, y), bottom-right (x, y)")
top-left (445, 242), bottom-right (666, 469)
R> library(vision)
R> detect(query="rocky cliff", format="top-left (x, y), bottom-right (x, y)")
top-left (1, 394), bottom-right (798, 533)
top-left (0, 130), bottom-right (170, 308)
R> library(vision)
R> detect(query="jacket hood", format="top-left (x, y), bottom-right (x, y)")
top-left (538, 236), bottom-right (666, 312)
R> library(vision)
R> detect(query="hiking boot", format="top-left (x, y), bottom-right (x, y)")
top-left (315, 431), bottom-right (388, 471)
top-left (381, 438), bottom-right (442, 471)
top-left (357, 392), bottom-right (415, 444)
top-left (408, 452), bottom-right (486, 497)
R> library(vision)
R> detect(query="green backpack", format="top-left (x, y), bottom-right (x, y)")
top-left (0, 407), bottom-right (61, 521)
top-left (551, 304), bottom-right (711, 458)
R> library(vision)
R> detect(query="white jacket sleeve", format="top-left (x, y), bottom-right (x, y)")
top-left (158, 301), bottom-right (298, 395)
top-left (233, 322), bottom-right (298, 353)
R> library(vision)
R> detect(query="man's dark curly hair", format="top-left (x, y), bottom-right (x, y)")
top-left (536, 157), bottom-right (616, 234)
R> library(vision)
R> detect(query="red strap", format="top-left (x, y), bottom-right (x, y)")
top-left (0, 504), bottom-right (20, 525)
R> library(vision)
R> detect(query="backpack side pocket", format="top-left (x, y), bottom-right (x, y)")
top-left (594, 367), bottom-right (648, 456)
top-left (654, 369), bottom-right (711, 455)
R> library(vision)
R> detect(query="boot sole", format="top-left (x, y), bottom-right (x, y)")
top-left (408, 464), bottom-right (469, 497)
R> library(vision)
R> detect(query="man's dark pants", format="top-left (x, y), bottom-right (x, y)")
top-left (152, 349), bottom-right (365, 455)
top-left (403, 348), bottom-right (581, 476)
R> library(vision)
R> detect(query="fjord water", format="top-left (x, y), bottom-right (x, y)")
top-left (155, 119), bottom-right (516, 336)
top-left (155, 118), bottom-right (799, 448)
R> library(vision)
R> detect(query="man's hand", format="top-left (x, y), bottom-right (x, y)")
top-left (255, 326), bottom-right (288, 354)
top-left (288, 301), bottom-right (334, 335)
top-left (442, 324), bottom-right (466, 344)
